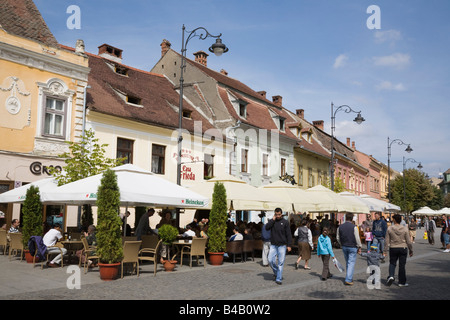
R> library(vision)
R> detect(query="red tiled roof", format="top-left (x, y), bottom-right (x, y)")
top-left (0, 0), bottom-right (58, 47)
top-left (61, 46), bottom-right (216, 135)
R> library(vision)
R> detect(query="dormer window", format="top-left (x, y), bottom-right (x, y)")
top-left (115, 65), bottom-right (128, 76)
top-left (127, 95), bottom-right (141, 105)
top-left (182, 110), bottom-right (192, 119)
top-left (279, 118), bottom-right (285, 131)
top-left (239, 102), bottom-right (247, 118)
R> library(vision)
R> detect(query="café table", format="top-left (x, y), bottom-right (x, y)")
top-left (170, 239), bottom-right (192, 261)
top-left (61, 239), bottom-right (83, 264)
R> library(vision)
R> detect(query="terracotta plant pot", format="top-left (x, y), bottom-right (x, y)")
top-left (98, 262), bottom-right (120, 281)
top-left (24, 250), bottom-right (40, 263)
top-left (162, 260), bottom-right (177, 272)
top-left (208, 252), bottom-right (224, 266)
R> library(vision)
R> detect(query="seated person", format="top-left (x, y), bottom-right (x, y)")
top-left (243, 228), bottom-right (254, 240)
top-left (43, 224), bottom-right (67, 267)
top-left (181, 225), bottom-right (196, 238)
top-left (229, 227), bottom-right (243, 241)
top-left (9, 219), bottom-right (20, 233)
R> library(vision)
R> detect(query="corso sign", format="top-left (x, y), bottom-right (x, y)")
top-left (30, 161), bottom-right (62, 175)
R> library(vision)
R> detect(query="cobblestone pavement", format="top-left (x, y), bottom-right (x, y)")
top-left (1, 228), bottom-right (448, 303)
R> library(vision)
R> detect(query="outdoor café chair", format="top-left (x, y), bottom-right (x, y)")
top-left (121, 236), bottom-right (137, 244)
top-left (79, 237), bottom-right (99, 274)
top-left (0, 229), bottom-right (8, 255)
top-left (43, 243), bottom-right (65, 268)
top-left (121, 240), bottom-right (142, 278)
top-left (8, 232), bottom-right (24, 261)
top-left (141, 235), bottom-right (159, 249)
top-left (138, 239), bottom-right (162, 276)
top-left (180, 237), bottom-right (207, 268)
top-left (243, 239), bottom-right (255, 261)
top-left (226, 240), bottom-right (243, 263)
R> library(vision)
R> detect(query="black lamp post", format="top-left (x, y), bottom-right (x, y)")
top-left (330, 102), bottom-right (365, 191)
top-left (402, 156), bottom-right (422, 212)
top-left (387, 137), bottom-right (412, 202)
top-left (177, 25), bottom-right (228, 186)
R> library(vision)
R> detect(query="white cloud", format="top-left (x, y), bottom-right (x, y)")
top-left (373, 53), bottom-right (411, 68)
top-left (374, 29), bottom-right (402, 43)
top-left (333, 54), bottom-right (348, 69)
top-left (375, 81), bottom-right (406, 91)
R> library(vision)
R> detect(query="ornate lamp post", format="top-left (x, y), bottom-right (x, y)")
top-left (402, 157), bottom-right (423, 212)
top-left (330, 103), bottom-right (365, 191)
top-left (177, 25), bottom-right (229, 186)
top-left (387, 137), bottom-right (412, 202)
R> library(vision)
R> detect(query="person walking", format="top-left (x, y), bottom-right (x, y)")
top-left (261, 220), bottom-right (271, 267)
top-left (385, 214), bottom-right (413, 287)
top-left (265, 208), bottom-right (292, 285)
top-left (408, 218), bottom-right (417, 243)
top-left (425, 217), bottom-right (436, 245)
top-left (317, 227), bottom-right (334, 281)
top-left (294, 219), bottom-right (313, 270)
top-left (372, 212), bottom-right (387, 261)
top-left (337, 213), bottom-right (362, 285)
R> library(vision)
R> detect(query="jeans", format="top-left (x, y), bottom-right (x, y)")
top-left (262, 241), bottom-right (271, 266)
top-left (372, 236), bottom-right (385, 254)
top-left (47, 247), bottom-right (67, 264)
top-left (341, 246), bottom-right (358, 283)
top-left (268, 244), bottom-right (286, 282)
top-left (388, 247), bottom-right (408, 284)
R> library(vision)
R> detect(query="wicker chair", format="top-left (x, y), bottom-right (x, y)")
top-left (226, 240), bottom-right (243, 263)
top-left (8, 233), bottom-right (24, 261)
top-left (0, 229), bottom-right (8, 255)
top-left (180, 237), bottom-right (207, 268)
top-left (138, 239), bottom-right (162, 276)
top-left (121, 240), bottom-right (142, 278)
top-left (141, 235), bottom-right (159, 249)
top-left (243, 240), bottom-right (255, 261)
top-left (79, 237), bottom-right (99, 273)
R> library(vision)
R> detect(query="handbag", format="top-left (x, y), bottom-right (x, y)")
top-left (332, 257), bottom-right (344, 272)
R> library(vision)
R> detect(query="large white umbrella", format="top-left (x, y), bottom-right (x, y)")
top-left (187, 173), bottom-right (290, 211)
top-left (437, 207), bottom-right (450, 215)
top-left (305, 185), bottom-right (370, 213)
top-left (412, 206), bottom-right (436, 216)
top-left (0, 177), bottom-right (59, 203)
top-left (359, 194), bottom-right (400, 212)
top-left (339, 191), bottom-right (382, 212)
top-left (40, 164), bottom-right (208, 208)
top-left (261, 180), bottom-right (318, 212)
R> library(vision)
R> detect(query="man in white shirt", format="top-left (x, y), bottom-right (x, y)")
top-left (43, 224), bottom-right (67, 267)
top-left (229, 227), bottom-right (243, 241)
top-left (182, 225), bottom-right (196, 238)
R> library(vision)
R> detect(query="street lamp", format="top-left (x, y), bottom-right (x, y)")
top-left (402, 156), bottom-right (423, 212)
top-left (330, 102), bottom-right (365, 191)
top-left (387, 137), bottom-right (412, 202)
top-left (177, 25), bottom-right (229, 186)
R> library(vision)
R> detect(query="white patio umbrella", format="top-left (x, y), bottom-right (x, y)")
top-left (0, 177), bottom-right (59, 203)
top-left (187, 173), bottom-right (290, 211)
top-left (40, 164), bottom-right (208, 208)
top-left (305, 185), bottom-right (370, 213)
top-left (359, 194), bottom-right (401, 212)
top-left (339, 191), bottom-right (383, 212)
top-left (437, 207), bottom-right (450, 214)
top-left (411, 206), bottom-right (436, 216)
top-left (261, 180), bottom-right (318, 212)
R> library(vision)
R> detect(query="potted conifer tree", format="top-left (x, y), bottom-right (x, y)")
top-left (207, 182), bottom-right (228, 265)
top-left (96, 169), bottom-right (123, 280)
top-left (22, 185), bottom-right (43, 263)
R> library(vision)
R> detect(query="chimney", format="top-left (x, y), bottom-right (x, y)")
top-left (193, 51), bottom-right (208, 67)
top-left (75, 39), bottom-right (85, 54)
top-left (296, 109), bottom-right (304, 119)
top-left (272, 95), bottom-right (282, 107)
top-left (220, 69), bottom-right (228, 76)
top-left (352, 141), bottom-right (356, 149)
top-left (161, 39), bottom-right (171, 57)
top-left (347, 137), bottom-right (351, 147)
top-left (313, 120), bottom-right (324, 131)
top-left (98, 44), bottom-right (123, 63)
top-left (257, 91), bottom-right (267, 99)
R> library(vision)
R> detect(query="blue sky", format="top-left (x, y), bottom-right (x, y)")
top-left (34, 0), bottom-right (450, 178)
